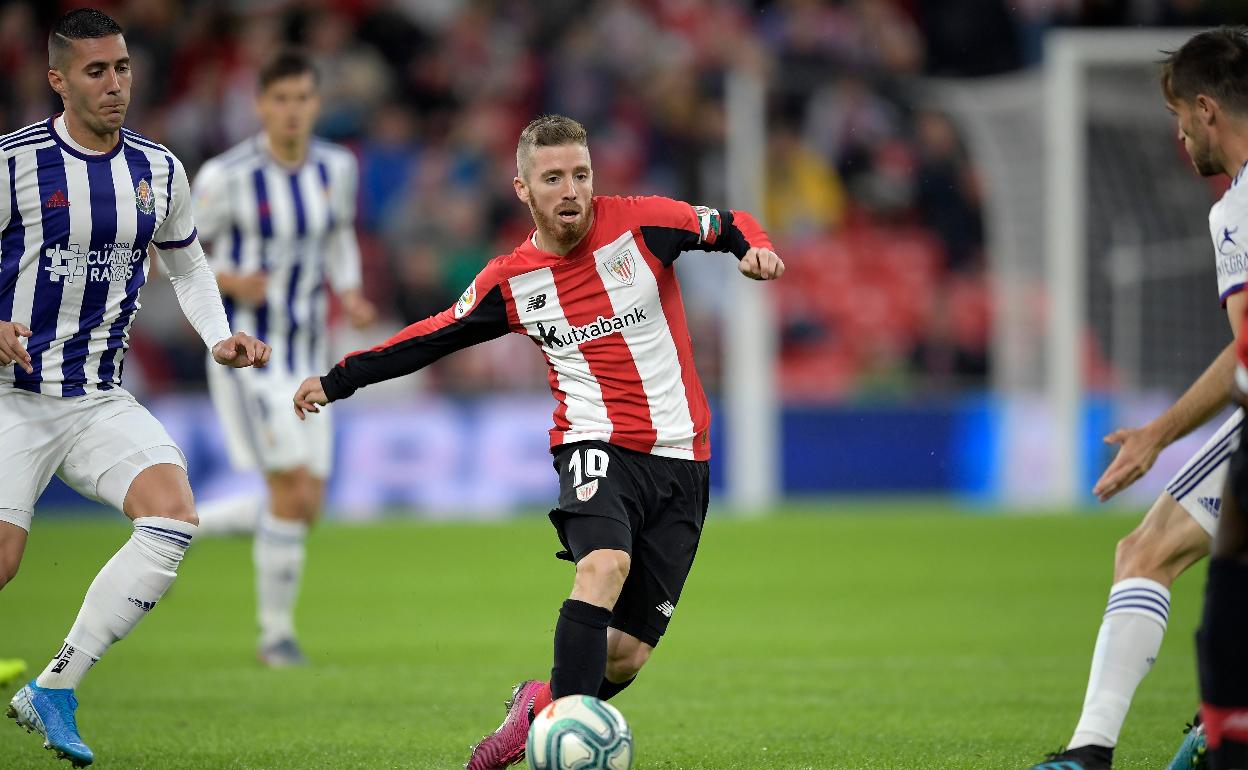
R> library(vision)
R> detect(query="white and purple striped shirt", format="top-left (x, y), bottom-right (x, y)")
top-left (193, 135), bottom-right (362, 378)
top-left (0, 116), bottom-right (200, 396)
top-left (1212, 162), bottom-right (1248, 307)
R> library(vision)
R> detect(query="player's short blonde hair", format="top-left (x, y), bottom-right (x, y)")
top-left (516, 115), bottom-right (588, 182)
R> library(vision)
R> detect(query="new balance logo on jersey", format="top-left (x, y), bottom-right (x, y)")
top-left (656, 601), bottom-right (675, 618)
top-left (1199, 496), bottom-right (1223, 518)
top-left (534, 307), bottom-right (648, 349)
top-left (43, 189), bottom-right (70, 208)
top-left (45, 242), bottom-right (142, 284)
top-left (128, 596), bottom-right (157, 611)
top-left (44, 244), bottom-right (85, 283)
top-left (526, 293), bottom-right (547, 312)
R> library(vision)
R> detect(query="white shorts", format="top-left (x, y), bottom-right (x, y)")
top-left (1164, 409), bottom-right (1244, 535)
top-left (0, 387), bottom-right (186, 530)
top-left (205, 363), bottom-right (332, 478)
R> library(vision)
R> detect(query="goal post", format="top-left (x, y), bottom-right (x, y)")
top-left (1045, 29), bottom-right (1211, 508)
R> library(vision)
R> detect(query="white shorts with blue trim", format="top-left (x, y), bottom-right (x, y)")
top-left (205, 362), bottom-right (332, 478)
top-left (0, 386), bottom-right (186, 530)
top-left (1164, 409), bottom-right (1244, 535)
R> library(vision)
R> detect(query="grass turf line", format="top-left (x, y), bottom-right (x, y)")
top-left (0, 508), bottom-right (1206, 769)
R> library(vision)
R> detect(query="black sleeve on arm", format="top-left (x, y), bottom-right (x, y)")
top-left (640, 210), bottom-right (752, 267)
top-left (321, 285), bottom-right (511, 401)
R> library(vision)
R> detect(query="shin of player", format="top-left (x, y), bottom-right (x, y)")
top-left (2, 10), bottom-right (268, 767)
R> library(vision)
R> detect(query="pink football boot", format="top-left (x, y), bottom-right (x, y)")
top-left (465, 680), bottom-right (548, 770)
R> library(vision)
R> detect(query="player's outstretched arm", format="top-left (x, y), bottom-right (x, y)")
top-left (293, 376), bottom-right (327, 420)
top-left (738, 246), bottom-right (785, 281)
top-left (212, 331), bottom-right (271, 369)
top-left (1093, 341), bottom-right (1238, 501)
top-left (0, 321), bottom-right (32, 374)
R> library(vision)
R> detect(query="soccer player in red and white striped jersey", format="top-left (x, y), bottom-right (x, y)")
top-left (294, 114), bottom-right (783, 769)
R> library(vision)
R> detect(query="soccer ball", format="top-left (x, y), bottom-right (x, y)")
top-left (526, 695), bottom-right (633, 770)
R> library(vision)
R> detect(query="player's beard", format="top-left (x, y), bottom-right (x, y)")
top-left (1188, 130), bottom-right (1220, 177)
top-left (531, 200), bottom-right (590, 253)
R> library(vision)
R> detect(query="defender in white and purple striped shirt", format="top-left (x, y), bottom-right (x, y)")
top-left (190, 51), bottom-right (375, 668)
top-left (1, 11), bottom-right (268, 767)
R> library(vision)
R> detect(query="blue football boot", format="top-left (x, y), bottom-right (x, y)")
top-left (7, 680), bottom-right (94, 767)
top-left (1163, 715), bottom-right (1207, 770)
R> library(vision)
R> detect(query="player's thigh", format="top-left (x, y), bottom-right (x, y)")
top-left (56, 389), bottom-right (188, 515)
top-left (0, 389), bottom-right (82, 532)
top-left (605, 626), bottom-right (653, 674)
top-left (227, 368), bottom-right (332, 476)
top-left (610, 456), bottom-right (710, 648)
top-left (1163, 409), bottom-right (1243, 536)
top-left (0, 521), bottom-right (29, 586)
top-left (205, 360), bottom-right (262, 472)
top-left (548, 442), bottom-right (646, 563)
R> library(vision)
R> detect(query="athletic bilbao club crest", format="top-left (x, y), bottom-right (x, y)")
top-left (454, 280), bottom-right (476, 319)
top-left (575, 479), bottom-right (599, 501)
top-left (604, 250), bottom-right (635, 286)
top-left (134, 179), bottom-right (155, 216)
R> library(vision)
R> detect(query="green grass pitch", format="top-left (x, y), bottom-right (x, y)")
top-left (0, 504), bottom-right (1207, 769)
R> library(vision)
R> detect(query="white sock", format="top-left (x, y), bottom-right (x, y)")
top-left (196, 495), bottom-right (264, 536)
top-left (37, 517), bottom-right (196, 689)
top-left (35, 643), bottom-right (96, 690)
top-left (254, 514), bottom-right (308, 647)
top-left (1069, 577), bottom-right (1170, 749)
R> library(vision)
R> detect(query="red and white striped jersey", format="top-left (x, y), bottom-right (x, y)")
top-left (321, 195), bottom-right (772, 461)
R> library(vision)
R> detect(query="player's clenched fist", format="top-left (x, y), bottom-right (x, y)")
top-left (739, 247), bottom-right (785, 281)
top-left (293, 376), bottom-right (328, 420)
top-left (212, 331), bottom-right (271, 368)
top-left (0, 321), bottom-right (33, 374)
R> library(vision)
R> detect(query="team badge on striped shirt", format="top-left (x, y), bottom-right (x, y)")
top-left (604, 249), bottom-right (635, 286)
top-left (135, 178), bottom-right (155, 215)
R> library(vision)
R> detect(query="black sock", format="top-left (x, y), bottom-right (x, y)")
top-left (1198, 559), bottom-right (1248, 706)
top-left (550, 599), bottom-right (612, 699)
top-left (597, 676), bottom-right (636, 701)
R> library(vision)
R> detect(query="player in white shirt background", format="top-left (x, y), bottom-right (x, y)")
top-left (0, 9), bottom-right (268, 768)
top-left (191, 50), bottom-right (375, 667)
top-left (1023, 27), bottom-right (1248, 770)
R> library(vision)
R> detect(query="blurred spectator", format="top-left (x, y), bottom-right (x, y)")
top-left (19, 0), bottom-right (1203, 401)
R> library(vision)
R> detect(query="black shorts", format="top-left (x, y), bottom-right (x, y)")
top-left (548, 440), bottom-right (709, 648)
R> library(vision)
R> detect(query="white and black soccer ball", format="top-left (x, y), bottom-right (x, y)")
top-left (526, 694), bottom-right (633, 770)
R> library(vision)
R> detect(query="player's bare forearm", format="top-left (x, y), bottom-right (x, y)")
top-left (1149, 342), bottom-right (1237, 446)
top-left (216, 271), bottom-right (268, 305)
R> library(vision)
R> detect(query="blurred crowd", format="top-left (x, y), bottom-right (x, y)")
top-left (1, 0), bottom-right (1244, 401)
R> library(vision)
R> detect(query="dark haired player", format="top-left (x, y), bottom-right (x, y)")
top-left (1024, 27), bottom-right (1248, 770)
top-left (1, 8), bottom-right (269, 768)
top-left (293, 114), bottom-right (784, 770)
top-left (192, 50), bottom-right (375, 667)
